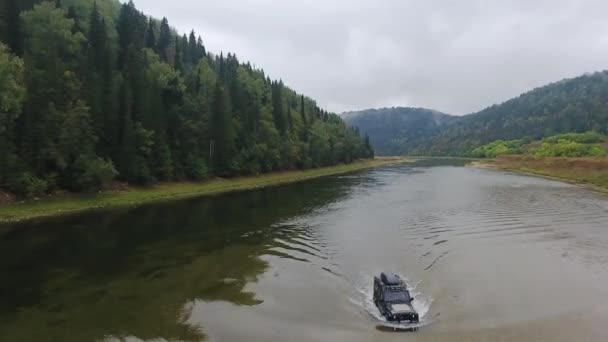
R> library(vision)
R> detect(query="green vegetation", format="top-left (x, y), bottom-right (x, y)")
top-left (483, 155), bottom-right (608, 191)
top-left (533, 131), bottom-right (606, 157)
top-left (472, 132), bottom-right (608, 190)
top-left (0, 0), bottom-right (373, 198)
top-left (0, 158), bottom-right (400, 222)
top-left (347, 73), bottom-right (608, 156)
top-left (471, 139), bottom-right (526, 158)
top-left (471, 132), bottom-right (607, 158)
top-left (542, 131), bottom-right (605, 144)
top-left (533, 141), bottom-right (605, 158)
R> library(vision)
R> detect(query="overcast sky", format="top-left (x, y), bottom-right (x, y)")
top-left (128, 0), bottom-right (608, 115)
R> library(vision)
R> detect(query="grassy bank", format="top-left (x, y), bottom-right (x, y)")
top-left (473, 155), bottom-right (608, 191)
top-left (0, 158), bottom-right (404, 223)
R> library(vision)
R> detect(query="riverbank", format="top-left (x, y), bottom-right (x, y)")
top-left (471, 155), bottom-right (608, 192)
top-left (0, 158), bottom-right (405, 223)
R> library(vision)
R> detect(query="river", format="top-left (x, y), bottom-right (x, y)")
top-left (1, 162), bottom-right (608, 341)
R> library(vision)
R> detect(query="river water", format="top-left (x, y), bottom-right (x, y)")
top-left (2, 162), bottom-right (608, 341)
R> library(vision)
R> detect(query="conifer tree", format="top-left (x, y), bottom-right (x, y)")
top-left (145, 18), bottom-right (156, 51)
top-left (211, 84), bottom-right (237, 175)
top-left (157, 17), bottom-right (171, 62)
top-left (3, 0), bottom-right (22, 55)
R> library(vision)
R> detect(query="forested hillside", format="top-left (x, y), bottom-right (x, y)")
top-left (346, 72), bottom-right (608, 156)
top-left (0, 0), bottom-right (373, 197)
top-left (415, 72), bottom-right (608, 155)
top-left (342, 107), bottom-right (454, 155)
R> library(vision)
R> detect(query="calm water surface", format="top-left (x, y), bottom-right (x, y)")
top-left (2, 163), bottom-right (608, 341)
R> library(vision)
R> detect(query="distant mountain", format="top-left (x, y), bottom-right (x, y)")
top-left (342, 107), bottom-right (455, 155)
top-left (345, 71), bottom-right (608, 156)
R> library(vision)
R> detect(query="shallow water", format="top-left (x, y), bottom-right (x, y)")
top-left (1, 164), bottom-right (608, 341)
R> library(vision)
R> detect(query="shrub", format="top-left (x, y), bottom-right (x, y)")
top-left (122, 155), bottom-right (155, 185)
top-left (152, 139), bottom-right (174, 180)
top-left (543, 131), bottom-right (605, 144)
top-left (72, 157), bottom-right (119, 191)
top-left (471, 140), bottom-right (524, 158)
top-left (476, 132), bottom-right (607, 158)
top-left (185, 154), bottom-right (208, 180)
top-left (533, 141), bottom-right (606, 157)
top-left (7, 172), bottom-right (48, 198)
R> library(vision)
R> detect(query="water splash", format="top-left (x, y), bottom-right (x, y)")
top-left (348, 273), bottom-right (433, 327)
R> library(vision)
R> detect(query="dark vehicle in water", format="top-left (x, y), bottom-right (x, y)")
top-left (373, 272), bottom-right (419, 323)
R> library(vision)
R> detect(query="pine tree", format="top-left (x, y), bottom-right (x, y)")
top-left (197, 36), bottom-right (206, 59)
top-left (271, 81), bottom-right (286, 133)
top-left (174, 34), bottom-right (182, 70)
top-left (188, 30), bottom-right (197, 61)
top-left (3, 0), bottom-right (22, 55)
top-left (287, 105), bottom-right (293, 132)
top-left (211, 84), bottom-right (237, 175)
top-left (145, 17), bottom-right (156, 51)
top-left (157, 17), bottom-right (171, 62)
top-left (180, 33), bottom-right (189, 66)
top-left (300, 95), bottom-right (306, 124)
top-left (87, 1), bottom-right (108, 139)
top-left (116, 0), bottom-right (150, 181)
top-left (364, 133), bottom-right (373, 157)
top-left (299, 95), bottom-right (308, 140)
top-left (88, 2), bottom-right (106, 70)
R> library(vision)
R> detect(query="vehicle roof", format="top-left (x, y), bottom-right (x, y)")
top-left (380, 272), bottom-right (401, 286)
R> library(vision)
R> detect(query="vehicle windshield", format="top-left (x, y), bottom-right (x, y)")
top-left (384, 290), bottom-right (410, 302)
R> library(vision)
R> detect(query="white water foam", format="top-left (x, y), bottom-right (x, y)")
top-left (348, 273), bottom-right (433, 328)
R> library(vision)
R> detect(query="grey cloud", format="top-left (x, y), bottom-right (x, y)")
top-left (129, 0), bottom-right (608, 115)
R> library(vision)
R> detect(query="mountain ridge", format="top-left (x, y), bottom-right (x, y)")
top-left (344, 71), bottom-right (608, 155)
